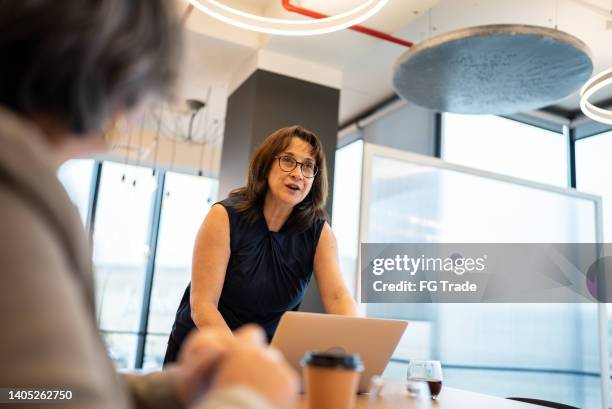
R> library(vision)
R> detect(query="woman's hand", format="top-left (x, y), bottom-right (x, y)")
top-left (171, 325), bottom-right (298, 409)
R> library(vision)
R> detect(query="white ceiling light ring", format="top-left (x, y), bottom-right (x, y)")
top-left (187, 0), bottom-right (389, 36)
top-left (586, 100), bottom-right (612, 116)
top-left (580, 67), bottom-right (612, 125)
top-left (200, 0), bottom-right (379, 25)
top-left (581, 98), bottom-right (612, 123)
top-left (188, 0), bottom-right (387, 33)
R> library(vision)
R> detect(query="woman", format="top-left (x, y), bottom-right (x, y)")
top-left (165, 126), bottom-right (357, 363)
top-left (0, 1), bottom-right (297, 409)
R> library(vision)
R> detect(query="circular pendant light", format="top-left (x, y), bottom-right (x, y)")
top-left (580, 68), bottom-right (612, 125)
top-left (187, 0), bottom-right (389, 36)
top-left (393, 25), bottom-right (593, 115)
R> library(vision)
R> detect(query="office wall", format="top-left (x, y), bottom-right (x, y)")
top-left (345, 102), bottom-right (436, 156)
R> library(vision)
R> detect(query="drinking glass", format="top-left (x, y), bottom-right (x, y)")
top-left (406, 360), bottom-right (443, 399)
top-left (367, 375), bottom-right (430, 402)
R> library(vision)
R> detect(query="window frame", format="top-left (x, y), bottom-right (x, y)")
top-left (79, 162), bottom-right (213, 368)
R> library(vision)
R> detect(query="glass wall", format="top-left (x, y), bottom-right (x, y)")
top-left (56, 159), bottom-right (218, 369)
top-left (92, 162), bottom-right (157, 368)
top-left (144, 172), bottom-right (217, 368)
top-left (575, 129), bottom-right (612, 405)
top-left (360, 146), bottom-right (601, 408)
top-left (443, 114), bottom-right (568, 187)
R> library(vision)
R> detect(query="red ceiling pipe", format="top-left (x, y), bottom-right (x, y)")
top-left (281, 0), bottom-right (414, 47)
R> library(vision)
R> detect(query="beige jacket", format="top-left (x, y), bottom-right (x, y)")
top-left (0, 108), bottom-right (269, 409)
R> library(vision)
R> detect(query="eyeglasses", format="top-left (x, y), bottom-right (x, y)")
top-left (275, 155), bottom-right (318, 178)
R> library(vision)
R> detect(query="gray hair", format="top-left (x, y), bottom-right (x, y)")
top-left (0, 0), bottom-right (182, 134)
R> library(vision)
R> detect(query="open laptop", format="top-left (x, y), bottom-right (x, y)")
top-left (270, 312), bottom-right (408, 393)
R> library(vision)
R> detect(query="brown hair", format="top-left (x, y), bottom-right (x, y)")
top-left (0, 0), bottom-right (181, 134)
top-left (229, 126), bottom-right (328, 232)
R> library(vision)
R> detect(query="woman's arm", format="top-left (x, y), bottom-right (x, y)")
top-left (190, 204), bottom-right (233, 336)
top-left (313, 222), bottom-right (357, 316)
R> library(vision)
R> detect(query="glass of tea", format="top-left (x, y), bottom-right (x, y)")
top-left (406, 360), bottom-right (443, 399)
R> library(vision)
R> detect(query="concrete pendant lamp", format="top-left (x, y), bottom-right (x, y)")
top-left (392, 25), bottom-right (593, 115)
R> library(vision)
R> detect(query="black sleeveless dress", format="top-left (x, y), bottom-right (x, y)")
top-left (163, 195), bottom-right (325, 365)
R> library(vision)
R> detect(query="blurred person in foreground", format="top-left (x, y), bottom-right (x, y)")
top-left (0, 1), bottom-right (297, 409)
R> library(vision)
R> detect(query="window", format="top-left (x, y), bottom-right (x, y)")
top-left (92, 162), bottom-right (157, 368)
top-left (576, 130), bottom-right (612, 240)
top-left (143, 172), bottom-right (218, 369)
top-left (575, 130), bottom-right (612, 405)
top-left (56, 157), bottom-right (222, 369)
top-left (331, 139), bottom-right (364, 297)
top-left (443, 114), bottom-right (568, 187)
top-left (57, 159), bottom-right (95, 226)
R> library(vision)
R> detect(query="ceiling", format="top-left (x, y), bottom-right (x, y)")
top-left (179, 0), bottom-right (612, 125)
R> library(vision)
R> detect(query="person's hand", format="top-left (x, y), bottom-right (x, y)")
top-left (213, 325), bottom-right (299, 409)
top-left (171, 328), bottom-right (233, 406)
top-left (169, 325), bottom-right (298, 409)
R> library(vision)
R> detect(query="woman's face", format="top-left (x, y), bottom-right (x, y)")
top-left (267, 137), bottom-right (316, 208)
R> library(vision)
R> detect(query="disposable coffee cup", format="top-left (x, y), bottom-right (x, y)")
top-left (301, 351), bottom-right (363, 409)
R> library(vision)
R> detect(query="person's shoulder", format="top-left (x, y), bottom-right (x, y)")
top-left (216, 192), bottom-right (261, 224)
top-left (210, 194), bottom-right (253, 230)
top-left (208, 202), bottom-right (229, 219)
top-left (0, 179), bottom-right (52, 234)
top-left (0, 182), bottom-right (68, 271)
top-left (308, 217), bottom-right (327, 244)
top-left (217, 194), bottom-right (242, 210)
top-left (213, 195), bottom-right (241, 221)
top-left (311, 216), bottom-right (327, 232)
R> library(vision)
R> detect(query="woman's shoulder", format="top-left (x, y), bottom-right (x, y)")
top-left (215, 194), bottom-right (244, 213)
top-left (217, 192), bottom-right (255, 215)
top-left (215, 193), bottom-right (263, 228)
top-left (216, 194), bottom-right (235, 207)
top-left (312, 217), bottom-right (326, 237)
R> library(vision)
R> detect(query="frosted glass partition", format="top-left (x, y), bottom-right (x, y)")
top-left (364, 155), bottom-right (596, 244)
top-left (356, 143), bottom-right (606, 409)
